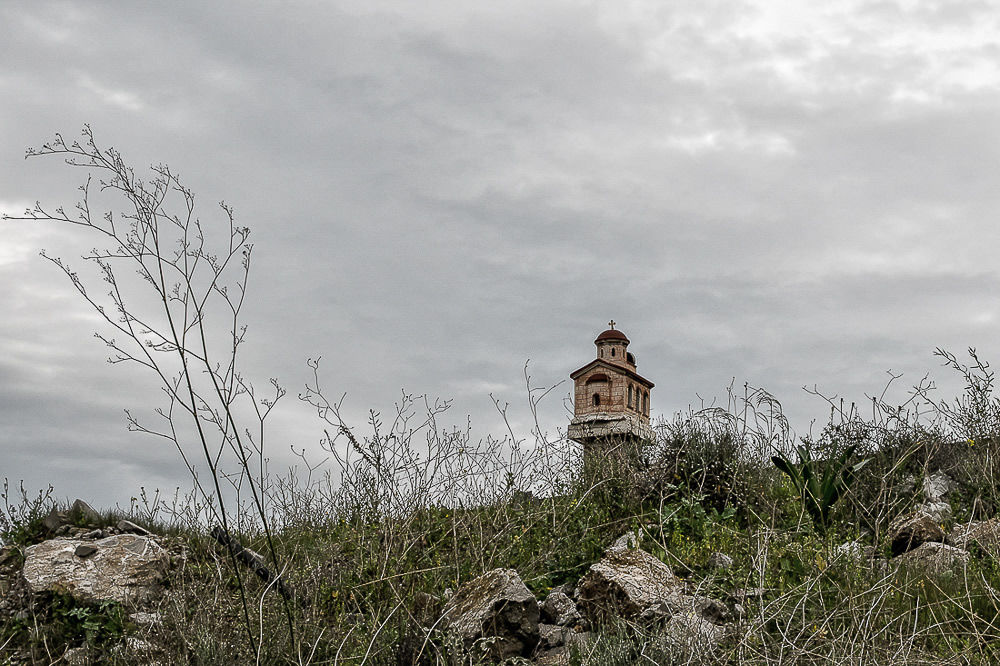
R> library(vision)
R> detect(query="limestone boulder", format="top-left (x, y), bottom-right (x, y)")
top-left (42, 499), bottom-right (103, 535)
top-left (606, 530), bottom-right (640, 554)
top-left (951, 519), bottom-right (1000, 560)
top-left (541, 589), bottom-right (583, 628)
top-left (917, 500), bottom-right (952, 525)
top-left (536, 623), bottom-right (569, 652)
top-left (902, 472), bottom-right (955, 529)
top-left (576, 548), bottom-right (685, 623)
top-left (707, 551), bottom-right (733, 570)
top-left (896, 541), bottom-right (970, 576)
top-left (22, 534), bottom-right (169, 605)
top-left (577, 545), bottom-right (734, 662)
top-left (534, 625), bottom-right (589, 665)
top-left (656, 613), bottom-right (730, 664)
top-left (62, 646), bottom-right (90, 666)
top-left (888, 511), bottom-right (945, 556)
top-left (440, 568), bottom-right (539, 660)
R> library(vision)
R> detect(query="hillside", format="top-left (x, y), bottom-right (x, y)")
top-left (2, 370), bottom-right (999, 665)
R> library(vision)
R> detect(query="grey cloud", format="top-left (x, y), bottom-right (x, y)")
top-left (2, 1), bottom-right (1000, 508)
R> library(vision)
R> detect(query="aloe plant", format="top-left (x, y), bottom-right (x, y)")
top-left (772, 444), bottom-right (869, 534)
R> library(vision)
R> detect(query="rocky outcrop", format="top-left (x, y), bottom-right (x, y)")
top-left (540, 589), bottom-right (583, 628)
top-left (951, 519), bottom-right (1000, 560)
top-left (575, 547), bottom-right (733, 662)
top-left (22, 534), bottom-right (169, 606)
top-left (576, 548), bottom-right (685, 622)
top-left (42, 499), bottom-right (103, 535)
top-left (888, 511), bottom-right (946, 556)
top-left (440, 568), bottom-right (540, 660)
top-left (896, 542), bottom-right (970, 575)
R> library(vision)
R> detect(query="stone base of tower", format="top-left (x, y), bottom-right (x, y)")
top-left (569, 413), bottom-right (655, 481)
top-left (568, 412), bottom-right (654, 443)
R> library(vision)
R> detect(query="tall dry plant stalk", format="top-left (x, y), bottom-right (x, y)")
top-left (4, 126), bottom-right (295, 656)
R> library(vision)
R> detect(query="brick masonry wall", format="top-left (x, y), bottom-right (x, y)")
top-left (574, 366), bottom-right (650, 422)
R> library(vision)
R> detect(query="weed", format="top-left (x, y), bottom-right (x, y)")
top-left (5, 127), bottom-right (295, 654)
top-left (0, 480), bottom-right (54, 547)
top-left (771, 444), bottom-right (869, 536)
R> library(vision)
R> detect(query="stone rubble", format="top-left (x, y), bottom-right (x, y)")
top-left (896, 541), bottom-right (971, 575)
top-left (950, 518), bottom-right (1000, 560)
top-left (707, 551), bottom-right (734, 570)
top-left (438, 542), bottom-right (738, 664)
top-left (888, 511), bottom-right (946, 556)
top-left (6, 489), bottom-right (1000, 665)
top-left (440, 567), bottom-right (540, 660)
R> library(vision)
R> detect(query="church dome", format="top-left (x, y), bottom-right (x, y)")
top-left (595, 328), bottom-right (629, 343)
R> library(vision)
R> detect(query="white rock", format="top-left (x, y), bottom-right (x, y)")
top-left (62, 646), bottom-right (90, 666)
top-left (896, 541), bottom-right (970, 576)
top-left (707, 551), bottom-right (733, 570)
top-left (577, 548), bottom-right (683, 623)
top-left (657, 613), bottom-right (730, 663)
top-left (834, 540), bottom-right (875, 562)
top-left (440, 568), bottom-right (539, 659)
top-left (951, 519), bottom-right (1000, 560)
top-left (22, 534), bottom-right (168, 605)
top-left (607, 530), bottom-right (641, 554)
top-left (541, 590), bottom-right (582, 627)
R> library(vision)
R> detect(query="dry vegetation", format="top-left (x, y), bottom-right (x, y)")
top-left (2, 367), bottom-right (999, 665)
top-left (2, 129), bottom-right (999, 664)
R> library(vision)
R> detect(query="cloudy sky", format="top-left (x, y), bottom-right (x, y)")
top-left (2, 1), bottom-right (999, 511)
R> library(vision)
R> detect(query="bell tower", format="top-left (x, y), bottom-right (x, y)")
top-left (569, 321), bottom-right (655, 466)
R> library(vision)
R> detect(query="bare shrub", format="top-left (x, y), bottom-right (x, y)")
top-left (643, 383), bottom-right (792, 517)
top-left (4, 127), bottom-right (293, 653)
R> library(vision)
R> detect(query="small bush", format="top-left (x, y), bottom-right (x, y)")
top-left (0, 480), bottom-right (54, 547)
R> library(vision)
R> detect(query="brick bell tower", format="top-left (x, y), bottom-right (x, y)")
top-left (568, 321), bottom-right (655, 465)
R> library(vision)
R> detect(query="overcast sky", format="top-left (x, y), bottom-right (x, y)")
top-left (2, 1), bottom-right (999, 511)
